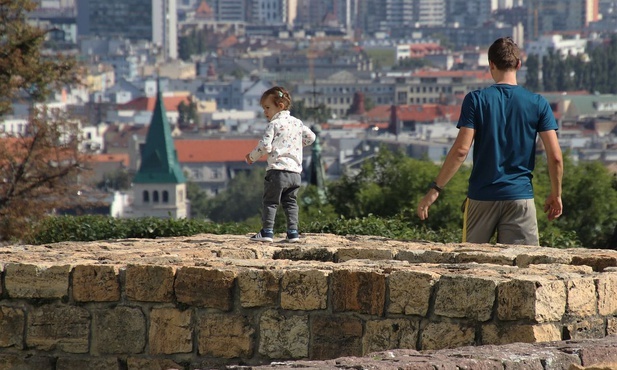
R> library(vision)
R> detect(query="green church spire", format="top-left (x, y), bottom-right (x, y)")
top-left (133, 80), bottom-right (186, 184)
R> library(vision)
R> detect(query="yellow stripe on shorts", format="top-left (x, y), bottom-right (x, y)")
top-left (462, 198), bottom-right (469, 243)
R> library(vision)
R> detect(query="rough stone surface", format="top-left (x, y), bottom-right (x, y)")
top-left (280, 269), bottom-right (328, 310)
top-left (91, 306), bottom-right (146, 355)
top-left (198, 312), bottom-right (255, 358)
top-left (388, 269), bottom-right (438, 316)
top-left (125, 264), bottom-right (175, 302)
top-left (4, 263), bottom-right (70, 299)
top-left (0, 306), bottom-right (24, 349)
top-left (175, 266), bottom-right (236, 310)
top-left (0, 233), bottom-right (617, 369)
top-left (72, 264), bottom-right (121, 302)
top-left (149, 308), bottom-right (193, 354)
top-left (238, 269), bottom-right (280, 308)
top-left (27, 304), bottom-right (90, 353)
top-left (259, 309), bottom-right (309, 359)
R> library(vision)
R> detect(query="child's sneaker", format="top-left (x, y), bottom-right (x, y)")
top-left (250, 229), bottom-right (274, 242)
top-left (286, 230), bottom-right (300, 243)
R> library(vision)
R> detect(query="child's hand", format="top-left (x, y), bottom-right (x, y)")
top-left (245, 154), bottom-right (253, 164)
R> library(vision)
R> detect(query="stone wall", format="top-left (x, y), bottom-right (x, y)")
top-left (1, 233), bottom-right (617, 369)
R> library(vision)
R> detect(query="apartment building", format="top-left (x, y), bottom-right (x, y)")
top-left (77, 0), bottom-right (178, 60)
top-left (393, 70), bottom-right (494, 105)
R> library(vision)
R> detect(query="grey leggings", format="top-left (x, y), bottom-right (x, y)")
top-left (262, 170), bottom-right (301, 231)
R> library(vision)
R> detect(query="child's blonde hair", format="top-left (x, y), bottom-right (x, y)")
top-left (261, 86), bottom-right (292, 110)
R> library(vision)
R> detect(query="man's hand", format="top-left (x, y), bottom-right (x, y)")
top-left (417, 190), bottom-right (440, 220)
top-left (245, 154), bottom-right (253, 164)
top-left (543, 194), bottom-right (563, 221)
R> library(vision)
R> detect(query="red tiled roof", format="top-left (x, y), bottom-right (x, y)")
top-left (175, 139), bottom-right (266, 163)
top-left (219, 35), bottom-right (238, 49)
top-left (365, 104), bottom-right (461, 123)
top-left (117, 95), bottom-right (191, 112)
top-left (196, 0), bottom-right (213, 16)
top-left (413, 70), bottom-right (492, 79)
top-left (88, 153), bottom-right (129, 166)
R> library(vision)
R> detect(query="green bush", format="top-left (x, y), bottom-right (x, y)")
top-left (25, 213), bottom-right (585, 248)
top-left (26, 215), bottom-right (252, 245)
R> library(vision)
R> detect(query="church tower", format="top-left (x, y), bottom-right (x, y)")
top-left (131, 81), bottom-right (187, 219)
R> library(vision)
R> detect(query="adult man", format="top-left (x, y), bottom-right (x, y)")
top-left (416, 37), bottom-right (563, 246)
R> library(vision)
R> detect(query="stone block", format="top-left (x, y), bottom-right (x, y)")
top-left (56, 357), bottom-right (120, 370)
top-left (0, 306), bottom-right (24, 348)
top-left (455, 252), bottom-right (514, 265)
top-left (388, 270), bottom-right (439, 316)
top-left (238, 269), bottom-right (280, 308)
top-left (198, 312), bottom-right (254, 358)
top-left (362, 319), bottom-right (419, 354)
top-left (331, 269), bottom-right (386, 316)
top-left (565, 277), bottom-right (597, 317)
top-left (149, 308), bottom-right (192, 354)
top-left (564, 317), bottom-right (606, 340)
top-left (578, 343), bottom-right (617, 365)
top-left (27, 304), bottom-right (90, 353)
top-left (92, 306), bottom-right (146, 355)
top-left (516, 253), bottom-right (572, 268)
top-left (572, 255), bottom-right (617, 272)
top-left (259, 309), bottom-right (308, 359)
top-left (175, 267), bottom-right (236, 310)
top-left (420, 321), bottom-right (475, 350)
top-left (481, 323), bottom-right (561, 345)
top-left (4, 263), bottom-right (70, 299)
top-left (434, 275), bottom-right (499, 321)
top-left (497, 277), bottom-right (566, 322)
top-left (125, 264), bottom-right (174, 302)
top-left (336, 248), bottom-right (395, 262)
top-left (608, 317), bottom-right (617, 335)
top-left (126, 358), bottom-right (184, 370)
top-left (72, 265), bottom-right (120, 302)
top-left (596, 273), bottom-right (617, 315)
top-left (396, 249), bottom-right (455, 264)
top-left (310, 314), bottom-right (363, 360)
top-left (281, 269), bottom-right (328, 310)
top-left (0, 354), bottom-right (54, 370)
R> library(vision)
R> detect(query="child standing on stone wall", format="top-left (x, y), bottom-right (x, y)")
top-left (245, 86), bottom-right (316, 242)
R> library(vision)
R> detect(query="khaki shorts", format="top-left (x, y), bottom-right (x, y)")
top-left (462, 198), bottom-right (539, 246)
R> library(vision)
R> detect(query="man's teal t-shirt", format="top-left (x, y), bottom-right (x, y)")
top-left (457, 84), bottom-right (558, 201)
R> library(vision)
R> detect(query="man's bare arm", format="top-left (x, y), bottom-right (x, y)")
top-left (539, 130), bottom-right (563, 220)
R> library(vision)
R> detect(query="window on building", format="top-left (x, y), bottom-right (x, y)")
top-left (143, 191), bottom-right (149, 202)
top-left (153, 191), bottom-right (159, 202)
top-left (178, 190), bottom-right (183, 202)
top-left (162, 191), bottom-right (169, 203)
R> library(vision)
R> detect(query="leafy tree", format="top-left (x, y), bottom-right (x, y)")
top-left (0, 0), bottom-right (83, 240)
top-left (206, 169), bottom-right (265, 223)
top-left (328, 147), bottom-right (470, 231)
top-left (542, 49), bottom-right (559, 92)
top-left (533, 154), bottom-right (617, 249)
top-left (524, 54), bottom-right (540, 91)
top-left (291, 100), bottom-right (331, 125)
top-left (177, 99), bottom-right (199, 128)
top-left (186, 181), bottom-right (210, 219)
top-left (97, 168), bottom-right (132, 191)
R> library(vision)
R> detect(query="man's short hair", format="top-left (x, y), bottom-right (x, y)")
top-left (488, 37), bottom-right (521, 71)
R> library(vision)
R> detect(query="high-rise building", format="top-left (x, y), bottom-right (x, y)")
top-left (77, 0), bottom-right (177, 60)
top-left (209, 0), bottom-right (246, 21)
top-left (526, 0), bottom-right (599, 40)
top-left (446, 0), bottom-right (497, 27)
top-left (249, 0), bottom-right (285, 24)
top-left (361, 0), bottom-right (445, 36)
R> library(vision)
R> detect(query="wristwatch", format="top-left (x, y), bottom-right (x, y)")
top-left (429, 181), bottom-right (443, 193)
